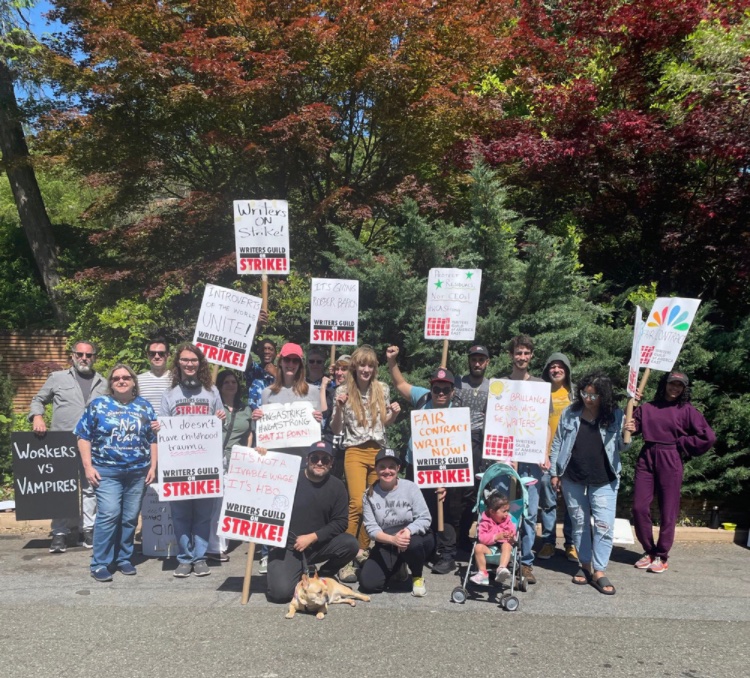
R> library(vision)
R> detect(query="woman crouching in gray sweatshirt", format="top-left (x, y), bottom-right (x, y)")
top-left (359, 447), bottom-right (434, 597)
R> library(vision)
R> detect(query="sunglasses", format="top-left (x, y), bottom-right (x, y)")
top-left (308, 359), bottom-right (324, 365)
top-left (111, 375), bottom-right (133, 383)
top-left (74, 352), bottom-right (95, 359)
top-left (580, 392), bottom-right (599, 401)
top-left (431, 385), bottom-right (452, 395)
top-left (309, 454), bottom-right (332, 465)
top-left (148, 351), bottom-right (167, 358)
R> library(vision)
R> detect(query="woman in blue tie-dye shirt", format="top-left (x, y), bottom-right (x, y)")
top-left (75, 364), bottom-right (158, 582)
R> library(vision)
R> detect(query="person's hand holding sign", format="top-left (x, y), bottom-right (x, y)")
top-left (252, 408), bottom-right (264, 420)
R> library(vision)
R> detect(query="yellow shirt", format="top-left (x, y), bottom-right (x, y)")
top-left (547, 386), bottom-right (570, 454)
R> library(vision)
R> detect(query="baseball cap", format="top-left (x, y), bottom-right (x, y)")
top-left (429, 366), bottom-right (455, 385)
top-left (666, 371), bottom-right (689, 386)
top-left (468, 345), bottom-right (490, 358)
top-left (279, 343), bottom-right (304, 359)
top-left (307, 440), bottom-right (333, 458)
top-left (374, 447), bottom-right (401, 466)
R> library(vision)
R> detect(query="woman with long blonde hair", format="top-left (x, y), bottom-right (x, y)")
top-left (330, 346), bottom-right (400, 583)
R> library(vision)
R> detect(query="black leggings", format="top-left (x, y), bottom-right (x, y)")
top-left (358, 532), bottom-right (436, 593)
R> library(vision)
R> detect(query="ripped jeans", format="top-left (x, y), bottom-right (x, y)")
top-left (562, 478), bottom-right (618, 573)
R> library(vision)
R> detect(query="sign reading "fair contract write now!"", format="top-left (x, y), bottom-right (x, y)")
top-left (234, 199), bottom-right (290, 274)
top-left (157, 417), bottom-right (224, 501)
top-left (309, 278), bottom-right (359, 345)
top-left (193, 284), bottom-right (262, 371)
top-left (218, 446), bottom-right (301, 546)
top-left (410, 408), bottom-right (474, 488)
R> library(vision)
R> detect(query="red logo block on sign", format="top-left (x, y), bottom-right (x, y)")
top-left (640, 345), bottom-right (654, 365)
top-left (484, 435), bottom-right (514, 459)
top-left (426, 317), bottom-right (451, 337)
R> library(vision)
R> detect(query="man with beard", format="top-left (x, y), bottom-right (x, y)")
top-left (453, 345), bottom-right (491, 551)
top-left (29, 340), bottom-right (108, 552)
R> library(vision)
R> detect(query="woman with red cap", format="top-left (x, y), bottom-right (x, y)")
top-left (625, 371), bottom-right (715, 573)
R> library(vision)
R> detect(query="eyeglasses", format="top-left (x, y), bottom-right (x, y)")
top-left (580, 392), bottom-right (599, 401)
top-left (74, 352), bottom-right (95, 359)
top-left (432, 385), bottom-right (452, 395)
top-left (111, 375), bottom-right (133, 383)
top-left (309, 454), bottom-right (332, 465)
top-left (179, 358), bottom-right (199, 364)
top-left (308, 359), bottom-right (323, 365)
top-left (148, 351), bottom-right (167, 358)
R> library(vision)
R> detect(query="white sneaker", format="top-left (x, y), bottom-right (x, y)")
top-left (470, 571), bottom-right (489, 586)
top-left (258, 555), bottom-right (268, 574)
top-left (495, 566), bottom-right (510, 583)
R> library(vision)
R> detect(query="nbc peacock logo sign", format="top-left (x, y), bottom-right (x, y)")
top-left (647, 304), bottom-right (693, 332)
top-left (640, 297), bottom-right (701, 371)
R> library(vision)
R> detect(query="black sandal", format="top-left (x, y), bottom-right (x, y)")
top-left (590, 575), bottom-right (616, 595)
top-left (572, 568), bottom-right (590, 585)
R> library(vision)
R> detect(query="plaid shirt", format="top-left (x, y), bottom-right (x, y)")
top-left (245, 360), bottom-right (275, 411)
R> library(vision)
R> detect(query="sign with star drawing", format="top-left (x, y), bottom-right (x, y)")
top-left (424, 268), bottom-right (483, 341)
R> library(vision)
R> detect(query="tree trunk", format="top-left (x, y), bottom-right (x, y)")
top-left (0, 59), bottom-right (68, 324)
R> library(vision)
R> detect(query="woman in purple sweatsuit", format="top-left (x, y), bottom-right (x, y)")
top-left (625, 372), bottom-right (715, 573)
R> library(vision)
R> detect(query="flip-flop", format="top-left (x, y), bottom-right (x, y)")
top-left (590, 575), bottom-right (616, 595)
top-left (572, 568), bottom-right (590, 585)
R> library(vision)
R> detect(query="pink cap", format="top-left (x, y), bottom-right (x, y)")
top-left (279, 343), bottom-right (304, 359)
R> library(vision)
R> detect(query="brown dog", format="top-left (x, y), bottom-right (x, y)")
top-left (285, 571), bottom-right (371, 619)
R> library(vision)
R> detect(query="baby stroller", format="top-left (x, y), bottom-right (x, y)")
top-left (450, 462), bottom-right (535, 612)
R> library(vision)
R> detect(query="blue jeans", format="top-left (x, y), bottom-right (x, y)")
top-left (518, 463), bottom-right (541, 566)
top-left (170, 498), bottom-right (215, 564)
top-left (539, 471), bottom-right (573, 546)
top-left (91, 466), bottom-right (148, 571)
top-left (562, 478), bottom-right (619, 573)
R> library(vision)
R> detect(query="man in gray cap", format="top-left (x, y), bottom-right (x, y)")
top-left (265, 441), bottom-right (359, 603)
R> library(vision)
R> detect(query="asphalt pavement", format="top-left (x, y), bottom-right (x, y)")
top-left (1, 533), bottom-right (748, 678)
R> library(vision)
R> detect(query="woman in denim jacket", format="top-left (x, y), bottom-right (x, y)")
top-left (550, 372), bottom-right (627, 595)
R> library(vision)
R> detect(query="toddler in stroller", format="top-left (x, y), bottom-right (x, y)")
top-left (470, 492), bottom-right (515, 586)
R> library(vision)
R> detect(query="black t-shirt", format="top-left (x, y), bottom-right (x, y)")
top-left (563, 417), bottom-right (616, 485)
top-left (75, 370), bottom-right (95, 403)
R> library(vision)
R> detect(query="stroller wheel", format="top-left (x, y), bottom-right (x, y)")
top-left (504, 595), bottom-right (520, 612)
top-left (451, 586), bottom-right (468, 604)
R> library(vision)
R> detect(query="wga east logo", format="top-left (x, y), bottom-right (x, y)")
top-left (646, 304), bottom-right (692, 332)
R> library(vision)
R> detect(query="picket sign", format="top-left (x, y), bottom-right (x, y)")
top-left (218, 446), bottom-right (302, 604)
top-left (193, 284), bottom-right (262, 371)
top-left (157, 416), bottom-right (224, 501)
top-left (234, 199), bottom-right (290, 275)
top-left (482, 379), bottom-right (551, 465)
top-left (309, 278), bottom-right (359, 345)
top-left (411, 408), bottom-right (474, 489)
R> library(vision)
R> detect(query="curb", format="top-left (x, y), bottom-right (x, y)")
top-left (1, 511), bottom-right (747, 544)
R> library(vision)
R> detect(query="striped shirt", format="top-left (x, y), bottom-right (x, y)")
top-left (137, 371), bottom-right (172, 411)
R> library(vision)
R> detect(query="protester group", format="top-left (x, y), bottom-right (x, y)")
top-left (27, 326), bottom-right (716, 602)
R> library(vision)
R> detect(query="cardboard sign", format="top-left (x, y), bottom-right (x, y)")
top-left (483, 379), bottom-right (551, 464)
top-left (11, 432), bottom-right (80, 521)
top-left (639, 297), bottom-right (701, 372)
top-left (140, 484), bottom-right (179, 557)
top-left (193, 284), bottom-right (262, 371)
top-left (157, 416), bottom-right (224, 501)
top-left (255, 402), bottom-right (321, 449)
top-left (424, 268), bottom-right (482, 341)
top-left (309, 278), bottom-right (359, 345)
top-left (234, 199), bottom-right (290, 274)
top-left (627, 306), bottom-right (645, 398)
top-left (218, 446), bottom-right (301, 546)
top-left (410, 408), bottom-right (474, 488)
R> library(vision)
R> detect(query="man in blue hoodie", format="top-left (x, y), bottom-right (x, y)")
top-left (538, 353), bottom-right (576, 562)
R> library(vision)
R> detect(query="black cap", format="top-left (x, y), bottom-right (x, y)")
top-left (429, 367), bottom-right (455, 385)
top-left (374, 447), bottom-right (401, 466)
top-left (468, 345), bottom-right (490, 358)
top-left (307, 440), bottom-right (333, 457)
